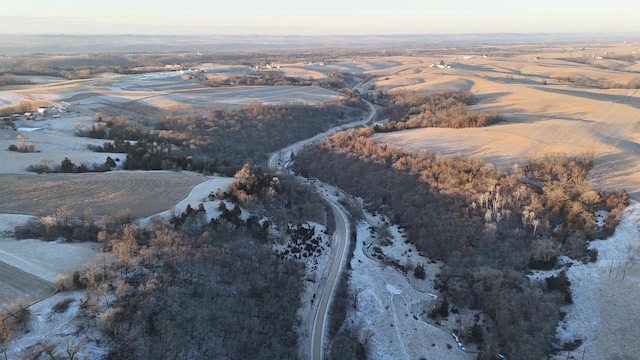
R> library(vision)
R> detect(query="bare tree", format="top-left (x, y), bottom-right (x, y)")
top-left (38, 340), bottom-right (58, 360)
top-left (3, 298), bottom-right (30, 331)
top-left (111, 224), bottom-right (139, 270)
top-left (56, 206), bottom-right (74, 229)
top-left (16, 134), bottom-right (34, 152)
top-left (64, 337), bottom-right (84, 360)
top-left (0, 315), bottom-right (11, 360)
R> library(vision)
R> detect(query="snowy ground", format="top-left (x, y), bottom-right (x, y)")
top-left (552, 201), bottom-right (640, 360)
top-left (345, 212), bottom-right (474, 360)
top-left (3, 291), bottom-right (110, 360)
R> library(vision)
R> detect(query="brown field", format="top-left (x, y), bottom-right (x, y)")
top-left (0, 261), bottom-right (53, 306)
top-left (0, 171), bottom-right (208, 218)
top-left (364, 44), bottom-right (640, 200)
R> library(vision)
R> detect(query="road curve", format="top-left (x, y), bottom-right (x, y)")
top-left (311, 195), bottom-right (350, 360)
top-left (267, 98), bottom-right (376, 171)
top-left (267, 96), bottom-right (375, 360)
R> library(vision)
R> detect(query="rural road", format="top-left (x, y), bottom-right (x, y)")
top-left (267, 98), bottom-right (375, 169)
top-left (310, 194), bottom-right (350, 360)
top-left (268, 95), bottom-right (375, 360)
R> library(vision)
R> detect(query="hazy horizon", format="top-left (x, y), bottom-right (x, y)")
top-left (1, 0), bottom-right (639, 36)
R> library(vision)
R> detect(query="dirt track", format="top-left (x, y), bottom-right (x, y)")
top-left (0, 171), bottom-right (208, 218)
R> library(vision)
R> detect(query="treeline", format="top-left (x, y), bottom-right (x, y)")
top-left (294, 128), bottom-right (628, 359)
top-left (26, 156), bottom-right (117, 174)
top-left (206, 70), bottom-right (354, 90)
top-left (0, 54), bottom-right (135, 80)
top-left (375, 91), bottom-right (503, 131)
top-left (0, 75), bottom-right (31, 86)
top-left (78, 114), bottom-right (145, 140)
top-left (87, 101), bottom-right (367, 175)
top-left (554, 76), bottom-right (640, 89)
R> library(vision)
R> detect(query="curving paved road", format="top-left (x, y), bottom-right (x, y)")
top-left (267, 95), bottom-right (375, 360)
top-left (310, 195), bottom-right (350, 360)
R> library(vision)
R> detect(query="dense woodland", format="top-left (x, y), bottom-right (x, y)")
top-left (86, 101), bottom-right (367, 175)
top-left (375, 91), bottom-right (503, 131)
top-left (103, 167), bottom-right (330, 359)
top-left (11, 167), bottom-right (329, 359)
top-left (294, 127), bottom-right (628, 359)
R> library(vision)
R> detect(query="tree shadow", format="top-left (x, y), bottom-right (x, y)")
top-left (535, 86), bottom-right (640, 109)
top-left (473, 91), bottom-right (511, 104)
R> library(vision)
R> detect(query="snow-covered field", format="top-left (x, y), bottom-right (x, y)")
top-left (0, 214), bottom-right (107, 301)
top-left (553, 201), bottom-right (640, 360)
top-left (0, 91), bottom-right (27, 106)
top-left (6, 68), bottom-right (343, 114)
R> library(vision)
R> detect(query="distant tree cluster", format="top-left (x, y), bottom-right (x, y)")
top-left (26, 156), bottom-right (117, 174)
top-left (14, 206), bottom-right (130, 242)
top-left (375, 91), bottom-right (503, 131)
top-left (555, 75), bottom-right (640, 89)
top-left (206, 70), bottom-right (356, 90)
top-left (0, 54), bottom-right (135, 80)
top-left (294, 128), bottom-right (628, 358)
top-left (75, 115), bottom-right (143, 140)
top-left (0, 75), bottom-right (31, 86)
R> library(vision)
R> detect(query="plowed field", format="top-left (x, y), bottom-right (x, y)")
top-left (0, 171), bottom-right (207, 218)
top-left (0, 261), bottom-right (53, 306)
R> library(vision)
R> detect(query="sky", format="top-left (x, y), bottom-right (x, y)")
top-left (1, 0), bottom-right (639, 36)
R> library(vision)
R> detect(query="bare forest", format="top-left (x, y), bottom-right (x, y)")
top-left (84, 101), bottom-right (367, 175)
top-left (294, 127), bottom-right (628, 359)
top-left (375, 91), bottom-right (503, 131)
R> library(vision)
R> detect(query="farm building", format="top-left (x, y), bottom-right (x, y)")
top-left (37, 107), bottom-right (51, 116)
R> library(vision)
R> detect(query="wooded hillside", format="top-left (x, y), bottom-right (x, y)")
top-left (294, 127), bottom-right (628, 359)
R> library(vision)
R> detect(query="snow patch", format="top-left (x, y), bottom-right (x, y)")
top-left (137, 176), bottom-right (236, 226)
top-left (386, 283), bottom-right (402, 294)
